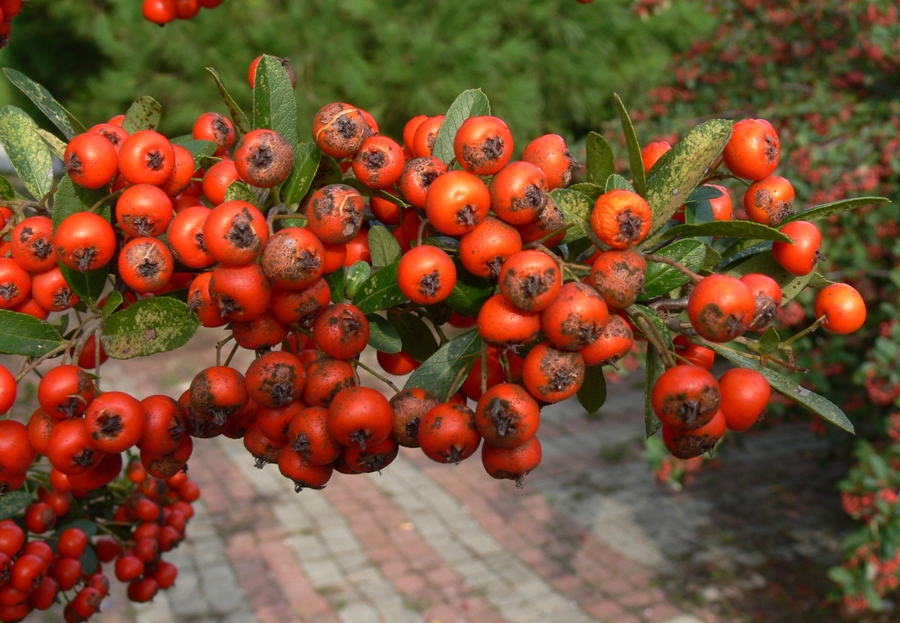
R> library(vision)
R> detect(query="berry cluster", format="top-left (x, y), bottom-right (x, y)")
top-left (142, 0), bottom-right (223, 26)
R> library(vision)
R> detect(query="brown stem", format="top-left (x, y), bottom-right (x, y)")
top-left (523, 223), bottom-right (576, 249)
top-left (647, 295), bottom-right (689, 313)
top-left (629, 309), bottom-right (676, 369)
top-left (354, 358), bottom-right (401, 394)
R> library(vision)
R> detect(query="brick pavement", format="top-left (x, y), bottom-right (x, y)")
top-left (51, 328), bottom-right (844, 623)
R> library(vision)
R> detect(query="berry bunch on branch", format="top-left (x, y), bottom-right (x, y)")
top-left (0, 55), bottom-right (886, 620)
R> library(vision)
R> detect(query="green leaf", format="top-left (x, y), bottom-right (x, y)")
top-left (653, 220), bottom-right (792, 244)
top-left (585, 132), bottom-right (615, 186)
top-left (0, 491), bottom-right (31, 520)
top-left (0, 106), bottom-right (54, 200)
top-left (368, 225), bottom-right (402, 267)
top-left (404, 329), bottom-right (482, 402)
top-left (827, 566), bottom-right (858, 589)
top-left (311, 154), bottom-right (343, 189)
top-left (37, 129), bottom-right (67, 160)
top-left (354, 263), bottom-right (407, 314)
top-left (282, 143), bottom-right (322, 206)
top-left (224, 180), bottom-right (257, 204)
top-left (344, 261), bottom-right (372, 299)
top-left (723, 252), bottom-right (812, 303)
top-left (643, 119), bottom-right (733, 242)
top-left (606, 173), bottom-right (635, 193)
top-left (445, 259), bottom-right (494, 316)
top-left (2, 68), bottom-right (84, 140)
top-left (59, 264), bottom-right (108, 307)
top-left (419, 236), bottom-right (461, 253)
top-left (645, 344), bottom-right (664, 438)
top-left (366, 313), bottom-right (401, 354)
top-left (783, 197), bottom-right (890, 224)
top-left (206, 66), bottom-right (251, 135)
top-left (102, 298), bottom-right (200, 359)
top-left (613, 94), bottom-right (645, 196)
top-left (52, 176), bottom-right (110, 229)
top-left (629, 304), bottom-right (673, 347)
top-left (753, 327), bottom-right (781, 355)
top-left (324, 269), bottom-right (346, 303)
top-left (701, 244), bottom-right (722, 271)
top-left (80, 545), bottom-right (99, 576)
top-left (704, 342), bottom-right (854, 433)
top-left (550, 188), bottom-right (603, 247)
top-left (122, 96), bottom-right (162, 134)
top-left (386, 313), bottom-right (439, 363)
top-left (0, 175), bottom-right (17, 200)
top-left (577, 365), bottom-right (606, 415)
top-left (640, 239), bottom-right (707, 299)
top-left (169, 137), bottom-right (217, 166)
top-left (252, 55), bottom-right (299, 145)
top-left (101, 291), bottom-right (124, 321)
top-left (567, 182), bottom-right (603, 202)
top-left (431, 89), bottom-right (491, 165)
top-left (0, 310), bottom-right (66, 356)
top-left (807, 272), bottom-right (835, 289)
top-left (55, 518), bottom-right (98, 539)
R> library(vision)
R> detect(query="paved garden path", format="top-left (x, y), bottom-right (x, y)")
top-left (73, 327), bottom-right (849, 623)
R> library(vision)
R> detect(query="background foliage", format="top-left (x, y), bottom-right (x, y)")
top-left (0, 0), bottom-right (712, 142)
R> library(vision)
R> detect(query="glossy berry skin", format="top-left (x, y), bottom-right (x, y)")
top-left (64, 132), bottom-right (118, 189)
top-left (425, 170), bottom-right (492, 236)
top-left (418, 402), bottom-right (481, 464)
top-left (771, 220), bottom-right (822, 276)
top-left (521, 133), bottom-right (576, 190)
top-left (687, 275), bottom-right (756, 343)
top-left (743, 175), bottom-right (795, 226)
top-left (55, 212), bottom-right (117, 273)
top-left (718, 368), bottom-right (770, 432)
top-left (312, 303), bottom-right (370, 360)
top-left (814, 283), bottom-right (866, 335)
top-left (397, 245), bottom-right (457, 305)
top-left (722, 118), bottom-right (781, 181)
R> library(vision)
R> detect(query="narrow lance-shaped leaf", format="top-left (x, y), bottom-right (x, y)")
top-left (613, 94), bottom-right (645, 196)
top-left (206, 67), bottom-right (251, 135)
top-left (585, 131), bottom-right (615, 186)
top-left (654, 220), bottom-right (792, 244)
top-left (282, 143), bottom-right (322, 206)
top-left (645, 344), bottom-right (664, 438)
top-left (2, 68), bottom-right (85, 140)
top-left (0, 106), bottom-right (54, 200)
top-left (783, 196), bottom-right (890, 224)
top-left (643, 118), bottom-right (733, 242)
top-left (704, 342), bottom-right (854, 433)
top-left (353, 263), bottom-right (407, 314)
top-left (365, 314), bottom-right (402, 354)
top-left (252, 55), bottom-right (299, 145)
top-left (0, 175), bottom-right (18, 200)
top-left (102, 298), bottom-right (200, 359)
top-left (122, 96), bottom-right (162, 134)
top-left (0, 310), bottom-right (67, 357)
top-left (431, 89), bottom-right (491, 165)
top-left (404, 329), bottom-right (482, 402)
top-left (37, 129), bottom-right (66, 160)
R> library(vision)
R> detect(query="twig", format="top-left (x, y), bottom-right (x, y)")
top-left (354, 358), bottom-right (401, 394)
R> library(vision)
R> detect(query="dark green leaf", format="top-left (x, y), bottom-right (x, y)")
top-left (101, 291), bottom-right (124, 321)
top-left (550, 188), bottom-right (602, 247)
top-left (606, 174), bottom-right (635, 193)
top-left (653, 220), bottom-right (791, 244)
top-left (122, 96), bottom-right (162, 133)
top-left (753, 327), bottom-right (781, 355)
top-left (445, 259), bottom-right (494, 316)
top-left (252, 55), bottom-right (299, 145)
top-left (282, 143), bottom-right (322, 206)
top-left (585, 132), bottom-right (615, 186)
top-left (0, 491), bottom-right (31, 520)
top-left (55, 519), bottom-right (98, 539)
top-left (404, 329), bottom-right (482, 401)
top-left (645, 344), bottom-right (664, 438)
top-left (102, 298), bottom-right (199, 359)
top-left (686, 184), bottom-right (724, 202)
top-left (206, 66), bottom-right (251, 135)
top-left (366, 314), bottom-right (401, 354)
top-left (324, 269), bottom-right (346, 303)
top-left (0, 310), bottom-right (66, 356)
top-left (344, 261), bottom-right (372, 299)
top-left (724, 252), bottom-right (812, 303)
top-left (640, 239), bottom-right (707, 299)
top-left (684, 199), bottom-right (714, 226)
top-left (0, 175), bottom-right (17, 200)
top-left (567, 183), bottom-right (603, 202)
top-left (59, 264), bottom-right (108, 307)
top-left (169, 137), bottom-right (217, 166)
top-left (2, 68), bottom-right (84, 140)
top-left (431, 89), bottom-right (491, 165)
top-left (643, 119), bottom-right (733, 241)
top-left (716, 242), bottom-right (771, 271)
top-left (225, 180), bottom-right (257, 204)
top-left (52, 176), bottom-right (110, 231)
top-left (354, 263), bottom-right (407, 314)
top-left (613, 94), bottom-right (645, 196)
top-left (80, 545), bottom-right (99, 576)
top-left (0, 106), bottom-right (54, 200)
top-left (419, 236), bottom-right (461, 252)
top-left (629, 304), bottom-right (673, 347)
top-left (369, 225), bottom-right (402, 267)
top-left (808, 272), bottom-right (836, 289)
top-left (386, 313), bottom-right (439, 363)
top-left (783, 197), bottom-right (889, 224)
top-left (704, 343), bottom-right (854, 433)
top-left (577, 365), bottom-right (606, 415)
top-left (701, 244), bottom-right (722, 271)
top-left (311, 154), bottom-right (343, 189)
top-left (827, 566), bottom-right (858, 589)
